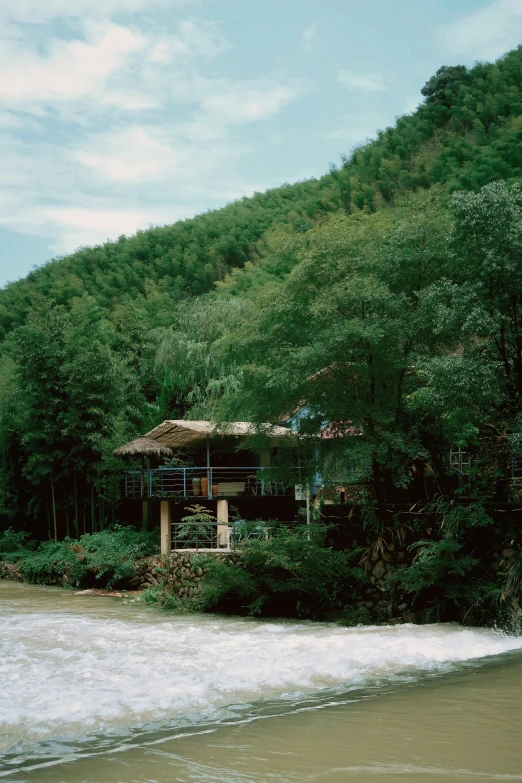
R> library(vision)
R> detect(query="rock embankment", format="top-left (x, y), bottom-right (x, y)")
top-left (0, 550), bottom-right (243, 597)
top-left (130, 550), bottom-right (243, 597)
top-left (0, 561), bottom-right (23, 581)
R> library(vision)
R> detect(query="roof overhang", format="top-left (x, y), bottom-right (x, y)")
top-left (143, 420), bottom-right (297, 449)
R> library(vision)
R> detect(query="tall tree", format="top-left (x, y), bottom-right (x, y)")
top-left (218, 206), bottom-right (469, 497)
top-left (450, 182), bottom-right (522, 407)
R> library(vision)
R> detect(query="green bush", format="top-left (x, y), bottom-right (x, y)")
top-left (390, 502), bottom-right (502, 623)
top-left (18, 540), bottom-right (80, 585)
top-left (0, 527), bottom-right (35, 562)
top-left (194, 522), bottom-right (366, 621)
top-left (3, 525), bottom-right (158, 588)
top-left (76, 526), bottom-right (158, 586)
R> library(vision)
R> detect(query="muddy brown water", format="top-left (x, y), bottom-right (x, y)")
top-left (2, 581), bottom-right (522, 782)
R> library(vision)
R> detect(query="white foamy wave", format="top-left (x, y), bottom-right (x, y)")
top-left (1, 607), bottom-right (522, 749)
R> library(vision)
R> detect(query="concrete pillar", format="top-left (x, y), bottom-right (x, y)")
top-left (160, 500), bottom-right (171, 557)
top-left (259, 450), bottom-right (271, 467)
top-left (216, 498), bottom-right (229, 549)
top-left (141, 501), bottom-right (149, 532)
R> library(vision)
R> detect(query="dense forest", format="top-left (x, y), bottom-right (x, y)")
top-left (2, 45), bottom-right (522, 550)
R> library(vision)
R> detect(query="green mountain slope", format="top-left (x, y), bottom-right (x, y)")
top-left (2, 46), bottom-right (522, 342)
top-left (0, 179), bottom-right (340, 341)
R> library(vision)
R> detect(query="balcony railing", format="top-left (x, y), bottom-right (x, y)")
top-left (124, 466), bottom-right (304, 499)
top-left (171, 518), bottom-right (270, 551)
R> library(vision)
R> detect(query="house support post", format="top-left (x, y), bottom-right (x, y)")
top-left (216, 498), bottom-right (229, 549)
top-left (142, 500), bottom-right (149, 532)
top-left (260, 450), bottom-right (271, 467)
top-left (160, 500), bottom-right (171, 557)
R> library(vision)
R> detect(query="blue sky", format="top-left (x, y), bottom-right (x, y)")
top-left (1, 0), bottom-right (521, 287)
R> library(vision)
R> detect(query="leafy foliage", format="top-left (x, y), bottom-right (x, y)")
top-left (1, 526), bottom-right (157, 587)
top-left (390, 503), bottom-right (501, 623)
top-left (2, 44), bottom-right (522, 621)
top-left (0, 527), bottom-right (35, 562)
top-left (194, 522), bottom-right (365, 620)
top-left (153, 296), bottom-right (252, 417)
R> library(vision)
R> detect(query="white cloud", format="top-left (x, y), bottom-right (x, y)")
top-left (72, 119), bottom-right (257, 195)
top-left (302, 23), bottom-right (316, 51)
top-left (74, 126), bottom-right (180, 183)
top-left (200, 82), bottom-right (299, 124)
top-left (0, 0), bottom-right (190, 24)
top-left (440, 0), bottom-right (522, 61)
top-left (0, 23), bottom-right (146, 105)
top-left (0, 5), bottom-right (302, 258)
top-left (0, 112), bottom-right (22, 129)
top-left (42, 206), bottom-right (183, 251)
top-left (337, 70), bottom-right (386, 92)
top-left (0, 18), bottom-right (230, 112)
top-left (148, 20), bottom-right (230, 64)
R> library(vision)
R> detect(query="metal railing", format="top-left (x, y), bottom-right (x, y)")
top-left (124, 466), bottom-right (303, 499)
top-left (511, 455), bottom-right (522, 478)
top-left (171, 519), bottom-right (286, 551)
top-left (172, 521), bottom-right (219, 550)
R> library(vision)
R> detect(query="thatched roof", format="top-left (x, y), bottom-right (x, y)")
top-left (143, 420), bottom-right (296, 448)
top-left (113, 437), bottom-right (174, 457)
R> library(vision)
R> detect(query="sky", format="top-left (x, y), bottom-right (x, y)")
top-left (1, 0), bottom-right (521, 287)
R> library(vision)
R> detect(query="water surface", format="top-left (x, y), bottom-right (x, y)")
top-left (2, 581), bottom-right (522, 782)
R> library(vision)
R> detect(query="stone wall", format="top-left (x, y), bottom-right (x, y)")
top-left (0, 561), bottom-right (23, 581)
top-left (130, 550), bottom-right (244, 598)
top-left (129, 540), bottom-right (418, 621)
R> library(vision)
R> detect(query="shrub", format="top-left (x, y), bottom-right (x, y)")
top-left (390, 502), bottom-right (501, 623)
top-left (19, 540), bottom-right (80, 585)
top-left (195, 521), bottom-right (366, 620)
top-left (0, 528), bottom-right (35, 562)
top-left (76, 526), bottom-right (158, 586)
top-left (6, 525), bottom-right (159, 588)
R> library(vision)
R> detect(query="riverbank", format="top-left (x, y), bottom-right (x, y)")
top-left (0, 531), bottom-right (425, 624)
top-left (2, 507), bottom-right (522, 627)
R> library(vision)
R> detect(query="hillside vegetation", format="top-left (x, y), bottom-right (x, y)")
top-left (3, 47), bottom-right (522, 337)
top-left (2, 46), bottom-right (522, 546)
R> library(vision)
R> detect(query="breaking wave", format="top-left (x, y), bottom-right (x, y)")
top-left (2, 593), bottom-right (522, 754)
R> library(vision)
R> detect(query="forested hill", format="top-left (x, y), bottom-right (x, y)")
top-left (3, 45), bottom-right (522, 542)
top-left (2, 46), bottom-right (522, 341)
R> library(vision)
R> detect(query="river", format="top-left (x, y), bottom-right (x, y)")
top-left (2, 581), bottom-right (522, 782)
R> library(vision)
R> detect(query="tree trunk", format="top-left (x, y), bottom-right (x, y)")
top-left (45, 488), bottom-right (51, 540)
top-left (74, 472), bottom-right (79, 538)
top-left (64, 487), bottom-right (70, 539)
top-left (50, 471), bottom-right (58, 542)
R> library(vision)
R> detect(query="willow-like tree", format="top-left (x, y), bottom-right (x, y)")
top-left (154, 296), bottom-right (253, 418)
